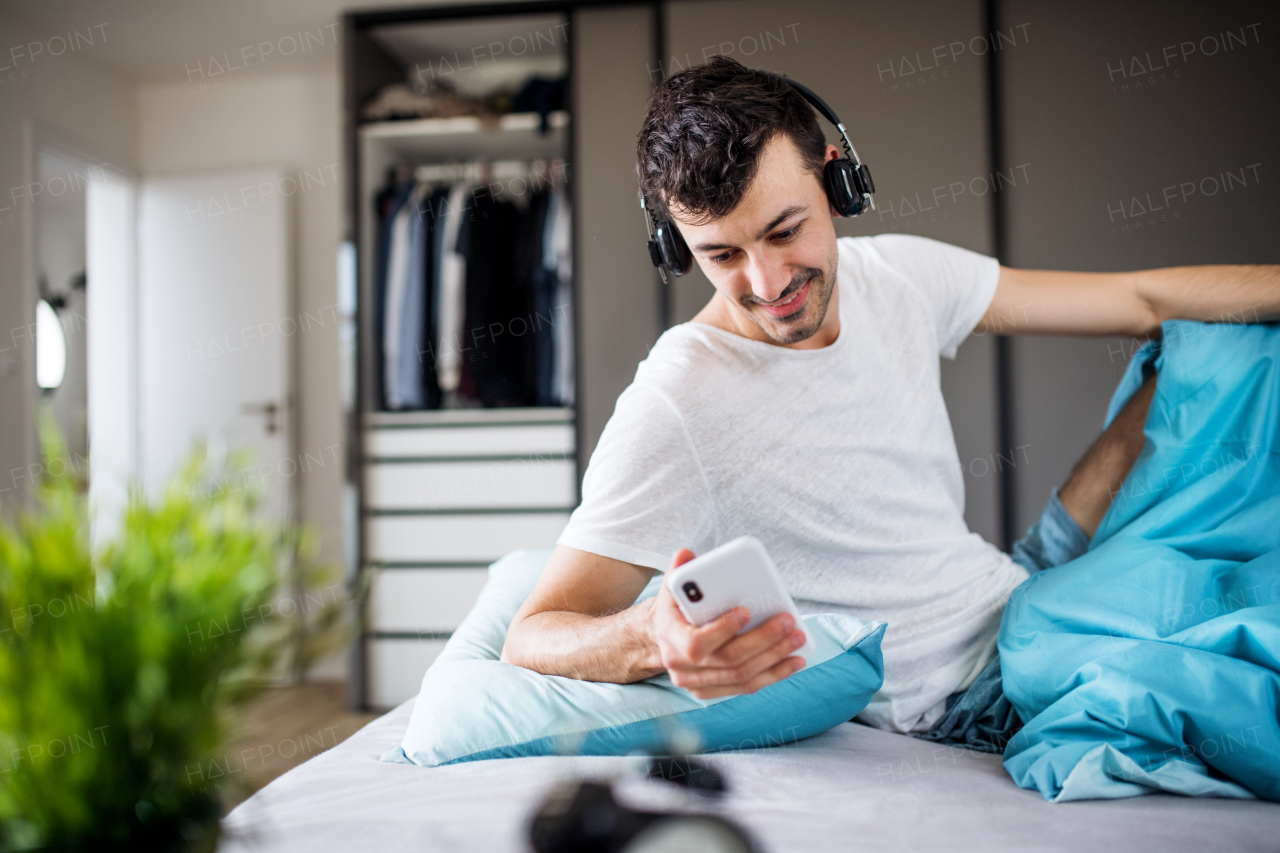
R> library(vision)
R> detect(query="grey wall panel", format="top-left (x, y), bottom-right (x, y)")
top-left (940, 335), bottom-right (1001, 543)
top-left (1001, 0), bottom-right (1280, 531)
top-left (572, 5), bottom-right (661, 469)
top-left (664, 0), bottom-right (1002, 543)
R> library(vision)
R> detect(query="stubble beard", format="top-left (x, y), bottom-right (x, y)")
top-left (742, 255), bottom-right (838, 346)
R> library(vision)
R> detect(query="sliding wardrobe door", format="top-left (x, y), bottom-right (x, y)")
top-left (1000, 0), bottom-right (1280, 532)
top-left (664, 0), bottom-right (1002, 544)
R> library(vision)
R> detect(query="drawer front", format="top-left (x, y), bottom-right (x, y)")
top-left (366, 423), bottom-right (574, 458)
top-left (365, 513), bottom-right (569, 563)
top-left (368, 567), bottom-right (490, 633)
top-left (365, 459), bottom-right (576, 510)
top-left (367, 637), bottom-right (448, 709)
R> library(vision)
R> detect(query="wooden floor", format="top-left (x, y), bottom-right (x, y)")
top-left (212, 681), bottom-right (380, 813)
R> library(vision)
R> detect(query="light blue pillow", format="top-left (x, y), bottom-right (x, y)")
top-left (384, 549), bottom-right (886, 767)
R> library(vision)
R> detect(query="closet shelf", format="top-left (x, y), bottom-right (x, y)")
top-left (361, 110), bottom-right (569, 138)
top-left (360, 111), bottom-right (569, 161)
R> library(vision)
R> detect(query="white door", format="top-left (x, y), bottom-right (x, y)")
top-left (86, 170), bottom-right (137, 547)
top-left (138, 170), bottom-right (292, 521)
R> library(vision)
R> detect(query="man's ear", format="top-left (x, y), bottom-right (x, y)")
top-left (823, 144), bottom-right (841, 217)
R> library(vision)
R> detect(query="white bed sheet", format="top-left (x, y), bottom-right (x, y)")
top-left (220, 699), bottom-right (1280, 852)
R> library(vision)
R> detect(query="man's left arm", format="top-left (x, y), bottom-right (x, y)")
top-left (983, 264), bottom-right (1280, 338)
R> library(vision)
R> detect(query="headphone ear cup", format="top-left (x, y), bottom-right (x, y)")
top-left (824, 159), bottom-right (865, 217)
top-left (655, 218), bottom-right (693, 277)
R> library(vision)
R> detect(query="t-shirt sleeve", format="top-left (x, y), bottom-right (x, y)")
top-left (557, 383), bottom-right (715, 571)
top-left (868, 234), bottom-right (1000, 359)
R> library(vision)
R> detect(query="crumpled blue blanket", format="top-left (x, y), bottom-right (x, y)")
top-left (999, 320), bottom-right (1280, 802)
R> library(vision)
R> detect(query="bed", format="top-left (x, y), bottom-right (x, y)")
top-left (218, 698), bottom-right (1280, 852)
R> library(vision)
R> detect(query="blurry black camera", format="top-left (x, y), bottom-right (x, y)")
top-left (530, 780), bottom-right (755, 853)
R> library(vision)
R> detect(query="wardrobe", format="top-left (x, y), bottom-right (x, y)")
top-left (343, 3), bottom-right (662, 709)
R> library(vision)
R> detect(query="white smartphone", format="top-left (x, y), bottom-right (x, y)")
top-left (665, 536), bottom-right (815, 662)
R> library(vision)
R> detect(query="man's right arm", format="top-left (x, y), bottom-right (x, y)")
top-left (501, 544), bottom-right (662, 683)
top-left (501, 544), bottom-right (809, 698)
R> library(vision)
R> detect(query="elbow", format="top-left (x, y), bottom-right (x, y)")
top-left (1131, 276), bottom-right (1168, 338)
top-left (1136, 305), bottom-right (1164, 339)
top-left (499, 613), bottom-right (527, 667)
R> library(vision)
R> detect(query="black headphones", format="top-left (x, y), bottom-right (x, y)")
top-left (641, 77), bottom-right (875, 280)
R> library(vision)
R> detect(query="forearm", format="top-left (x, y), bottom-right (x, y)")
top-left (1138, 264), bottom-right (1280, 327)
top-left (501, 599), bottom-right (664, 683)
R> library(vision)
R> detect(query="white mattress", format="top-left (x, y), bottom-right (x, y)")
top-left (220, 699), bottom-right (1280, 852)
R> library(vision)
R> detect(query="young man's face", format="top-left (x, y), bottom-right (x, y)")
top-left (669, 134), bottom-right (841, 347)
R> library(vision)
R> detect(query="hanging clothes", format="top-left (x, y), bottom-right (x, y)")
top-left (373, 179), bottom-right (414, 409)
top-left (419, 186), bottom-right (450, 410)
top-left (371, 161), bottom-right (573, 412)
top-left (517, 187), bottom-right (551, 405)
top-left (548, 185), bottom-right (574, 406)
top-left (434, 182), bottom-right (470, 396)
top-left (458, 188), bottom-right (527, 407)
top-left (383, 182), bottom-right (432, 409)
top-left (538, 183), bottom-right (574, 406)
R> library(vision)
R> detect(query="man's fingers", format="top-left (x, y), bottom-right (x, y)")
top-left (656, 547), bottom-right (701, 627)
top-left (707, 613), bottom-right (798, 668)
top-left (671, 630), bottom-right (806, 690)
top-left (686, 655), bottom-right (805, 700)
top-left (669, 547), bottom-right (696, 570)
top-left (682, 607), bottom-right (750, 660)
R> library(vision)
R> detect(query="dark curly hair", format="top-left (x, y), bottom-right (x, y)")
top-left (636, 55), bottom-right (828, 224)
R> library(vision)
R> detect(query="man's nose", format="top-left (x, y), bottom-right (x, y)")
top-left (746, 252), bottom-right (792, 303)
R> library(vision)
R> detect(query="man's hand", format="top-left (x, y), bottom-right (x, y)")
top-left (501, 544), bottom-right (806, 693)
top-left (648, 548), bottom-right (808, 700)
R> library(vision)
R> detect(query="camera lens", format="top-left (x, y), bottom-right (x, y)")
top-left (682, 582), bottom-right (703, 602)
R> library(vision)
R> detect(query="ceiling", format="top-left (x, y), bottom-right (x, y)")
top-left (0, 0), bottom-right (537, 84)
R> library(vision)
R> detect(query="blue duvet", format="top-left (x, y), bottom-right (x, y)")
top-left (999, 320), bottom-right (1280, 802)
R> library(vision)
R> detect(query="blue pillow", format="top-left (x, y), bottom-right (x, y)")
top-left (384, 549), bottom-right (886, 767)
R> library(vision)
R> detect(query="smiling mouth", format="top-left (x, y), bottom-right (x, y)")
top-left (756, 278), bottom-right (812, 319)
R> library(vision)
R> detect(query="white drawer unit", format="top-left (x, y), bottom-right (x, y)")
top-left (367, 637), bottom-right (450, 709)
top-left (366, 422), bottom-right (574, 458)
top-left (365, 512), bottom-right (571, 564)
top-left (360, 408), bottom-right (577, 709)
top-left (368, 567), bottom-right (490, 633)
top-left (365, 458), bottom-right (576, 510)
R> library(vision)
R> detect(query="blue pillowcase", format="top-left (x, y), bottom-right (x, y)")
top-left (384, 549), bottom-right (886, 767)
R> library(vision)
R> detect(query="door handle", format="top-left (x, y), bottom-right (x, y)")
top-left (240, 400), bottom-right (280, 435)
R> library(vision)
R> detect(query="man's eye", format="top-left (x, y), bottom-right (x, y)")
top-left (710, 251), bottom-right (733, 264)
top-left (772, 226), bottom-right (799, 241)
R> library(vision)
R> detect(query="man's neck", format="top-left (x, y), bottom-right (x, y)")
top-left (691, 284), bottom-right (841, 350)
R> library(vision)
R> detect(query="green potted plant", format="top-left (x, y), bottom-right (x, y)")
top-left (0, 426), bottom-right (349, 851)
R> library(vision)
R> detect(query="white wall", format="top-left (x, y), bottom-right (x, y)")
top-left (137, 72), bottom-right (347, 675)
top-left (0, 10), bottom-right (136, 514)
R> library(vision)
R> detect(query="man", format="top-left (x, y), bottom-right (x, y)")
top-left (501, 57), bottom-right (1279, 748)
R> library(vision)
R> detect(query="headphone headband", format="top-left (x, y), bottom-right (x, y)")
top-left (782, 78), bottom-right (840, 130)
top-left (641, 75), bottom-right (875, 281)
top-left (782, 77), bottom-right (865, 167)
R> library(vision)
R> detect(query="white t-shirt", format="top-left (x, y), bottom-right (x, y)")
top-left (558, 234), bottom-right (1028, 733)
